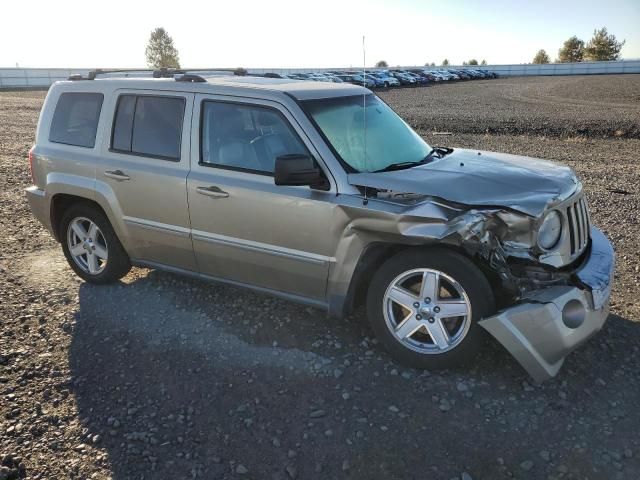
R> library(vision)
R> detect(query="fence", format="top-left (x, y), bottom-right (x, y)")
top-left (1, 60), bottom-right (639, 89)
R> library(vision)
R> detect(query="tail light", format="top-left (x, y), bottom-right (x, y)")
top-left (28, 145), bottom-right (35, 184)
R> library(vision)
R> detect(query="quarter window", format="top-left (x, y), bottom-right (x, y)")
top-left (111, 95), bottom-right (185, 160)
top-left (49, 92), bottom-right (103, 148)
top-left (201, 101), bottom-right (308, 174)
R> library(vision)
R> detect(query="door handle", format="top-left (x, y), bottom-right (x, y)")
top-left (104, 170), bottom-right (131, 181)
top-left (196, 186), bottom-right (229, 198)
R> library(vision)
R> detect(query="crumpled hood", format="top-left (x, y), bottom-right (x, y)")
top-left (347, 148), bottom-right (579, 216)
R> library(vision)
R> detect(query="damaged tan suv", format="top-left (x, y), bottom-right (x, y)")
top-left (26, 69), bottom-right (615, 381)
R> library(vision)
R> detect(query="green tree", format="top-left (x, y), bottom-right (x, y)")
top-left (481, 59), bottom-right (487, 65)
top-left (583, 27), bottom-right (625, 61)
top-left (532, 49), bottom-right (550, 64)
top-left (145, 27), bottom-right (181, 69)
top-left (441, 59), bottom-right (449, 66)
top-left (468, 59), bottom-right (478, 65)
top-left (375, 60), bottom-right (388, 68)
top-left (557, 36), bottom-right (584, 63)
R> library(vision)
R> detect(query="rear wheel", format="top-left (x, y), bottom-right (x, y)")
top-left (60, 203), bottom-right (131, 284)
top-left (366, 248), bottom-right (494, 369)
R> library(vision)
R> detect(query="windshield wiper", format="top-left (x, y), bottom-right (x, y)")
top-left (372, 147), bottom-right (453, 173)
top-left (373, 159), bottom-right (429, 173)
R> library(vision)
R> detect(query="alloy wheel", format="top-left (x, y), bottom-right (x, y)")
top-left (66, 217), bottom-right (108, 275)
top-left (383, 268), bottom-right (472, 354)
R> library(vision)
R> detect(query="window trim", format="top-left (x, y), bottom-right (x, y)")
top-left (198, 99), bottom-right (314, 178)
top-left (109, 93), bottom-right (186, 162)
top-left (49, 92), bottom-right (104, 149)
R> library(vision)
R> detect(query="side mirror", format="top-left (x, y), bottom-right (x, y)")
top-left (274, 154), bottom-right (329, 190)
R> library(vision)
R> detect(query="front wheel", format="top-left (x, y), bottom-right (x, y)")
top-left (366, 248), bottom-right (494, 369)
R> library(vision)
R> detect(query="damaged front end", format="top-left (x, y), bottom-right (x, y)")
top-left (344, 171), bottom-right (614, 382)
top-left (480, 228), bottom-right (614, 382)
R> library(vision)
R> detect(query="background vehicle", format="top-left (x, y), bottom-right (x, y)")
top-left (448, 69), bottom-right (471, 80)
top-left (389, 71), bottom-right (416, 85)
top-left (367, 70), bottom-right (401, 87)
top-left (404, 72), bottom-right (430, 85)
top-left (426, 70), bottom-right (449, 81)
top-left (338, 74), bottom-right (376, 88)
top-left (363, 73), bottom-right (386, 87)
top-left (263, 72), bottom-right (290, 79)
top-left (258, 67), bottom-right (498, 85)
top-left (478, 69), bottom-right (498, 78)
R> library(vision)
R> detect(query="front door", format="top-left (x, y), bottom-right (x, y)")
top-left (186, 95), bottom-right (336, 302)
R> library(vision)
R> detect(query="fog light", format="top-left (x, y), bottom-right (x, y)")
top-left (562, 299), bottom-right (586, 329)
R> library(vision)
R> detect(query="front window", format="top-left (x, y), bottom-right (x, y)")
top-left (200, 101), bottom-right (308, 174)
top-left (302, 94), bottom-right (432, 172)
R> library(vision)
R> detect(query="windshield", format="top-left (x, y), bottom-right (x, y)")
top-left (302, 94), bottom-right (432, 172)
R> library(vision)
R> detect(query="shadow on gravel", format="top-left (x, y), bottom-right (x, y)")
top-left (68, 273), bottom-right (640, 480)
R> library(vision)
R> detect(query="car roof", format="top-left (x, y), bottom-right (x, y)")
top-left (55, 75), bottom-right (369, 101)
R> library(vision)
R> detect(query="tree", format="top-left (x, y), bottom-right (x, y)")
top-left (532, 49), bottom-right (550, 64)
top-left (481, 59), bottom-right (487, 65)
top-left (468, 59), bottom-right (478, 65)
top-left (558, 36), bottom-right (584, 63)
top-left (583, 27), bottom-right (625, 61)
top-left (442, 59), bottom-right (449, 66)
top-left (145, 27), bottom-right (180, 69)
top-left (375, 60), bottom-right (388, 68)
top-left (462, 61), bottom-right (468, 66)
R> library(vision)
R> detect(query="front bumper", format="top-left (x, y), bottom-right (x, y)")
top-left (480, 227), bottom-right (615, 382)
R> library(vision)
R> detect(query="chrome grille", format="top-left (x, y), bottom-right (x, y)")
top-left (565, 195), bottom-right (590, 255)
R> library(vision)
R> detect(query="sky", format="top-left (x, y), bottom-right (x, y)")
top-left (1, 0), bottom-right (639, 68)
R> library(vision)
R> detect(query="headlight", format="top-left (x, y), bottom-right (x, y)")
top-left (538, 210), bottom-right (562, 249)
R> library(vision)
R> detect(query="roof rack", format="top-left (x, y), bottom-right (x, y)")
top-left (175, 74), bottom-right (206, 83)
top-left (68, 67), bottom-right (249, 81)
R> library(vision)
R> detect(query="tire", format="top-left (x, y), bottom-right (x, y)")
top-left (366, 248), bottom-right (494, 369)
top-left (60, 203), bottom-right (131, 284)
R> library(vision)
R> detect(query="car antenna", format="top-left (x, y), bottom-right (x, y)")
top-left (362, 35), bottom-right (369, 206)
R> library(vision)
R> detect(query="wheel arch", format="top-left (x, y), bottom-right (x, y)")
top-left (50, 193), bottom-right (124, 246)
top-left (339, 241), bottom-right (495, 318)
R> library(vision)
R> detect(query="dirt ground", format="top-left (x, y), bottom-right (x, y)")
top-left (1, 75), bottom-right (639, 480)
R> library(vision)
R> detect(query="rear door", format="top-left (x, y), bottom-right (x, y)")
top-left (96, 90), bottom-right (196, 270)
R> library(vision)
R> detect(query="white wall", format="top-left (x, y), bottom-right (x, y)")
top-left (1, 60), bottom-right (639, 88)
top-left (0, 68), bottom-right (84, 88)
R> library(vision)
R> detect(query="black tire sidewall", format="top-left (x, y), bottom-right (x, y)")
top-left (366, 248), bottom-right (495, 369)
top-left (60, 203), bottom-right (131, 284)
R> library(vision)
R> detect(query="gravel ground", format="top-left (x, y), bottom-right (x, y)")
top-left (1, 76), bottom-right (639, 480)
top-left (379, 74), bottom-right (640, 138)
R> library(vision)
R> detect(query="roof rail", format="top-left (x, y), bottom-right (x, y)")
top-left (175, 74), bottom-right (206, 83)
top-left (67, 67), bottom-right (249, 81)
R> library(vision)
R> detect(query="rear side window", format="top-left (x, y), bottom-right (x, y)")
top-left (111, 95), bottom-right (185, 160)
top-left (49, 93), bottom-right (103, 148)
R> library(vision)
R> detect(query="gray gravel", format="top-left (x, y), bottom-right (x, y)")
top-left (1, 76), bottom-right (640, 479)
top-left (379, 74), bottom-right (640, 138)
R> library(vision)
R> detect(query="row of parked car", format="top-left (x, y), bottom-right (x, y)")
top-left (262, 68), bottom-right (498, 87)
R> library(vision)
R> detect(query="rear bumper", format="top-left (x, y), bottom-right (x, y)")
top-left (480, 227), bottom-right (615, 382)
top-left (25, 186), bottom-right (54, 235)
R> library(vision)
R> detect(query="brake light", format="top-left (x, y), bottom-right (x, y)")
top-left (28, 146), bottom-right (35, 184)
